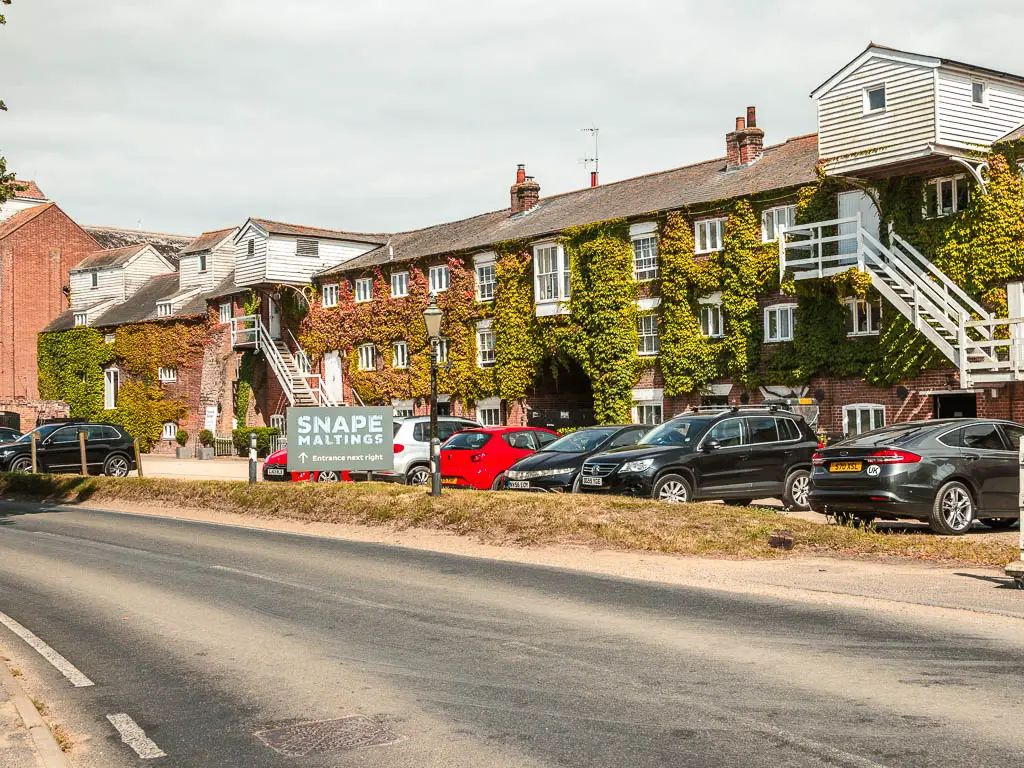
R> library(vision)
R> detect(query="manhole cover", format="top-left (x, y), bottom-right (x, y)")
top-left (255, 716), bottom-right (401, 756)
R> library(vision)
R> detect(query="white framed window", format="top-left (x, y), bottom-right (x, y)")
top-left (477, 397), bottom-right (501, 426)
top-left (157, 301), bottom-right (172, 318)
top-left (923, 175), bottom-right (970, 218)
top-left (393, 400), bottom-right (414, 418)
top-left (354, 278), bottom-right (373, 303)
top-left (74, 312), bottom-right (88, 327)
top-left (104, 333), bottom-right (115, 344)
top-left (270, 414), bottom-right (286, 433)
top-left (219, 302), bottom-right (232, 324)
top-left (357, 343), bottom-right (376, 371)
top-left (162, 422), bottom-right (177, 441)
top-left (637, 313), bottom-right (659, 356)
top-left (428, 265), bottom-right (450, 294)
top-left (90, 272), bottom-right (98, 288)
top-left (198, 253), bottom-right (207, 273)
top-left (321, 284), bottom-right (339, 308)
top-left (296, 238), bottom-right (319, 257)
top-left (104, 367), bottom-right (119, 410)
top-left (391, 271), bottom-right (409, 298)
top-left (476, 321), bottom-right (495, 368)
top-left (864, 84), bottom-right (886, 114)
top-left (392, 340), bottom-right (409, 369)
top-left (476, 262), bottom-right (496, 301)
top-left (843, 404), bottom-right (885, 436)
top-left (631, 388), bottom-right (664, 426)
top-left (534, 243), bottom-right (570, 303)
top-left (158, 366), bottom-right (177, 383)
top-left (694, 218), bottom-right (726, 254)
top-left (844, 298), bottom-right (881, 336)
top-left (764, 304), bottom-right (796, 343)
top-left (632, 235), bottom-right (659, 281)
top-left (972, 81), bottom-right (988, 106)
top-left (699, 299), bottom-right (725, 338)
top-left (435, 336), bottom-right (450, 364)
top-left (761, 205), bottom-right (796, 242)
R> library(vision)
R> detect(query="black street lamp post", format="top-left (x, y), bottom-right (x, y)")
top-left (422, 296), bottom-right (444, 497)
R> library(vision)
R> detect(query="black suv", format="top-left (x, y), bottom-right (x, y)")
top-left (0, 422), bottom-right (137, 477)
top-left (578, 407), bottom-right (817, 507)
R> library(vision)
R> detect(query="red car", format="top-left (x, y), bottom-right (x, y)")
top-left (262, 448), bottom-right (352, 484)
top-left (439, 426), bottom-right (560, 490)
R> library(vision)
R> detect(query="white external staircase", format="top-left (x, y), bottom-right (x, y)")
top-left (230, 315), bottom-right (340, 407)
top-left (780, 215), bottom-right (1024, 386)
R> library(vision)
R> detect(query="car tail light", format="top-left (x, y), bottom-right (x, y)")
top-left (812, 453), bottom-right (826, 466)
top-left (864, 449), bottom-right (921, 464)
top-left (394, 444), bottom-right (404, 453)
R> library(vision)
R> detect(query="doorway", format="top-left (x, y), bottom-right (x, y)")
top-left (837, 191), bottom-right (880, 255)
top-left (268, 297), bottom-right (281, 339)
top-left (323, 351), bottom-right (343, 403)
top-left (934, 392), bottom-right (977, 419)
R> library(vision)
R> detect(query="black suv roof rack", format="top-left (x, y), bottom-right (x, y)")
top-left (678, 404), bottom-right (785, 415)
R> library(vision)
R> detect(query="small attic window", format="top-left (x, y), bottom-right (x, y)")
top-left (296, 239), bottom-right (319, 257)
top-left (247, 239), bottom-right (255, 257)
top-left (90, 272), bottom-right (98, 288)
top-left (198, 252), bottom-right (207, 272)
top-left (157, 301), bottom-right (173, 318)
top-left (972, 81), bottom-right (988, 106)
top-left (864, 85), bottom-right (886, 114)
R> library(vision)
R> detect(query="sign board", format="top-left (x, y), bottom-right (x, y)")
top-left (286, 406), bottom-right (394, 472)
top-left (204, 406), bottom-right (218, 433)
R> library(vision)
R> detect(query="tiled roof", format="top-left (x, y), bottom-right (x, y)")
top-left (180, 227), bottom-right (237, 255)
top-left (318, 134), bottom-right (819, 278)
top-left (43, 309), bottom-right (77, 333)
top-left (72, 244), bottom-right (149, 271)
top-left (997, 123), bottom-right (1024, 143)
top-left (249, 218), bottom-right (390, 246)
top-left (91, 274), bottom-right (184, 327)
top-left (83, 226), bottom-right (194, 265)
top-left (0, 202), bottom-right (54, 240)
top-left (12, 180), bottom-right (47, 200)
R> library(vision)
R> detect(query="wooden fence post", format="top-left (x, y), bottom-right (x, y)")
top-left (79, 430), bottom-right (88, 475)
top-left (134, 438), bottom-right (144, 478)
top-left (30, 432), bottom-right (38, 473)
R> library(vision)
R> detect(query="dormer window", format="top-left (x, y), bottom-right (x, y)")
top-left (864, 84), bottom-right (886, 114)
top-left (972, 81), bottom-right (987, 106)
top-left (296, 239), bottom-right (319, 257)
top-left (157, 301), bottom-right (173, 318)
top-left (74, 312), bottom-right (88, 327)
top-left (198, 253), bottom-right (207, 273)
top-left (91, 272), bottom-right (98, 289)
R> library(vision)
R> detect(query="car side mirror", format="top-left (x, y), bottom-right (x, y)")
top-left (703, 439), bottom-right (720, 452)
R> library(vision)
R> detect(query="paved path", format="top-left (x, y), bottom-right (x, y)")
top-left (1, 502), bottom-right (1022, 767)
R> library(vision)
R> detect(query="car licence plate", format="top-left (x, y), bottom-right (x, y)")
top-left (829, 461), bottom-right (862, 472)
top-left (508, 480), bottom-right (530, 490)
top-left (265, 467), bottom-right (285, 476)
top-left (581, 476), bottom-right (603, 487)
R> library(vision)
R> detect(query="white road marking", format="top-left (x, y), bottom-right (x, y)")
top-left (0, 611), bottom-right (94, 688)
top-left (107, 713), bottom-right (167, 759)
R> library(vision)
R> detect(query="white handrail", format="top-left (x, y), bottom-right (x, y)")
top-left (889, 228), bottom-right (991, 321)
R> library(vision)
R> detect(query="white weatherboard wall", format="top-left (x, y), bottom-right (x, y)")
top-left (937, 66), bottom-right (1024, 149)
top-left (234, 223), bottom-right (270, 286)
top-left (263, 235), bottom-right (377, 285)
top-left (817, 56), bottom-right (937, 174)
top-left (124, 248), bottom-right (174, 296)
top-left (69, 267), bottom-right (124, 309)
top-left (0, 198), bottom-right (42, 222)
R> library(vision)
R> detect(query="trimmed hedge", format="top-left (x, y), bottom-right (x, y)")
top-left (231, 427), bottom-right (280, 457)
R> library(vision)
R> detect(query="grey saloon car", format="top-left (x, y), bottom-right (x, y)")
top-left (808, 418), bottom-right (1023, 534)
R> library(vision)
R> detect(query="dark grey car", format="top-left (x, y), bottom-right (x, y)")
top-left (808, 418), bottom-right (1023, 535)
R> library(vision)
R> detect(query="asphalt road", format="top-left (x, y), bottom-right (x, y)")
top-left (1, 502), bottom-right (1023, 767)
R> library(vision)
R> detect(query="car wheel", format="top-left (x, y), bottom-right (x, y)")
top-left (316, 470), bottom-right (340, 484)
top-left (783, 469), bottom-right (812, 511)
top-left (406, 465), bottom-right (431, 487)
top-left (103, 454), bottom-right (130, 478)
top-left (981, 517), bottom-right (1019, 530)
top-left (490, 473), bottom-right (506, 491)
top-left (9, 456), bottom-right (33, 474)
top-left (929, 481), bottom-right (975, 535)
top-left (653, 474), bottom-right (692, 503)
top-left (724, 499), bottom-right (754, 507)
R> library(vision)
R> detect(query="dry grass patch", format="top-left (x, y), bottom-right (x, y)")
top-left (0, 473), bottom-right (1016, 567)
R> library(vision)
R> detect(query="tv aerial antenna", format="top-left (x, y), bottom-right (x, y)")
top-left (580, 125), bottom-right (599, 187)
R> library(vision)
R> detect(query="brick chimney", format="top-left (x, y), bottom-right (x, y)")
top-left (510, 164), bottom-right (541, 215)
top-left (725, 107), bottom-right (765, 170)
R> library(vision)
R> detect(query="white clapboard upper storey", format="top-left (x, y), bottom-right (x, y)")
top-left (812, 44), bottom-right (1024, 177)
top-left (68, 244), bottom-right (176, 311)
top-left (233, 218), bottom-right (389, 287)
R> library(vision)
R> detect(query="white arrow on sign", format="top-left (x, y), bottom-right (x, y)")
top-left (298, 452), bottom-right (309, 464)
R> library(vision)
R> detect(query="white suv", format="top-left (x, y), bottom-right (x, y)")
top-left (374, 417), bottom-right (479, 485)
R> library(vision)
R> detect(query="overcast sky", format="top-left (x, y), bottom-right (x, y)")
top-left (1, 0), bottom-right (1022, 236)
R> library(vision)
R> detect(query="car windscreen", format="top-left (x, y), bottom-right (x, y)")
top-left (15, 424), bottom-right (60, 443)
top-left (833, 424), bottom-right (932, 448)
top-left (639, 417), bottom-right (711, 446)
top-left (541, 428), bottom-right (618, 453)
top-left (442, 432), bottom-right (490, 450)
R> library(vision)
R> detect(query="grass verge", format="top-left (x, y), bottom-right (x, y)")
top-left (0, 473), bottom-right (1016, 567)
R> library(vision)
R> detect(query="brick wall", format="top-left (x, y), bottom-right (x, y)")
top-left (0, 399), bottom-right (70, 431)
top-left (0, 206), bottom-right (98, 400)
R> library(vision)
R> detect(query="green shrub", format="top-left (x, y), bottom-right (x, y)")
top-left (232, 427), bottom-right (280, 457)
top-left (175, 429), bottom-right (189, 447)
top-left (198, 429), bottom-right (214, 447)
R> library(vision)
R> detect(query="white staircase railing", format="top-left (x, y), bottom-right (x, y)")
top-left (780, 215), bottom-right (1022, 387)
top-left (230, 314), bottom-right (340, 407)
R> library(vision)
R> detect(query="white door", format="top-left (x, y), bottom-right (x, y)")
top-left (837, 191), bottom-right (880, 255)
top-left (324, 351), bottom-right (343, 403)
top-left (268, 298), bottom-right (281, 339)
